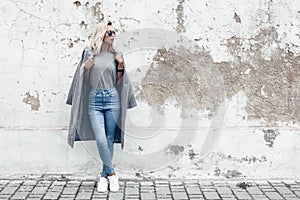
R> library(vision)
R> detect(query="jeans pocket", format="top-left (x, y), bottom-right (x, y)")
top-left (108, 88), bottom-right (118, 97)
top-left (88, 90), bottom-right (95, 100)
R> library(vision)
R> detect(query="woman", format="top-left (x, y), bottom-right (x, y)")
top-left (86, 20), bottom-right (124, 193)
top-left (66, 20), bottom-right (137, 193)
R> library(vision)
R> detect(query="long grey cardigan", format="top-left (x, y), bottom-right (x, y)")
top-left (66, 46), bottom-right (137, 149)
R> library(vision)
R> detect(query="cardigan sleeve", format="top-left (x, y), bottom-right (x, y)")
top-left (66, 49), bottom-right (86, 105)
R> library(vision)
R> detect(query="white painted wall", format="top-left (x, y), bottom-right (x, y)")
top-left (0, 0), bottom-right (300, 179)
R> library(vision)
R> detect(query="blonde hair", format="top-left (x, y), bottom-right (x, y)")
top-left (89, 20), bottom-right (114, 55)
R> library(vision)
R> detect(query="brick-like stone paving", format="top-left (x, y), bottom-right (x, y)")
top-left (0, 177), bottom-right (300, 199)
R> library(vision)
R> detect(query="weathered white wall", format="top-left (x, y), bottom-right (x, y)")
top-left (0, 0), bottom-right (300, 179)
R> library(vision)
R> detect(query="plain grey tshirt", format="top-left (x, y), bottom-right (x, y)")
top-left (90, 51), bottom-right (117, 90)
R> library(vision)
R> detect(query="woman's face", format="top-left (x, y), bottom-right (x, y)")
top-left (103, 25), bottom-right (115, 44)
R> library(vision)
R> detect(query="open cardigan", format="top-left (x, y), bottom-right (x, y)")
top-left (66, 46), bottom-right (137, 149)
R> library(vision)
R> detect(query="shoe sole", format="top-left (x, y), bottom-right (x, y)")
top-left (109, 188), bottom-right (119, 192)
top-left (97, 189), bottom-right (107, 193)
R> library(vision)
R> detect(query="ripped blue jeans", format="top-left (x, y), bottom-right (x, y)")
top-left (88, 87), bottom-right (120, 177)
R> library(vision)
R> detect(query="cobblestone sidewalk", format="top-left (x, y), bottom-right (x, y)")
top-left (1, 176), bottom-right (300, 199)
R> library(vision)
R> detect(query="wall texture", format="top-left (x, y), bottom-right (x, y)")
top-left (0, 0), bottom-right (300, 179)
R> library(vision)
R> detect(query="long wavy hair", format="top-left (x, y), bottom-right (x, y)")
top-left (89, 20), bottom-right (115, 55)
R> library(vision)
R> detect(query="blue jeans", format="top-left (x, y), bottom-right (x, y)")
top-left (88, 87), bottom-right (121, 177)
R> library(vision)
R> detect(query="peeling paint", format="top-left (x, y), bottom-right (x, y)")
top-left (138, 146), bottom-right (143, 152)
top-left (137, 47), bottom-right (226, 118)
top-left (211, 153), bottom-right (267, 164)
top-left (234, 12), bottom-right (241, 23)
top-left (73, 1), bottom-right (81, 8)
top-left (212, 168), bottom-right (243, 178)
top-left (236, 182), bottom-right (252, 190)
top-left (135, 27), bottom-right (300, 125)
top-left (175, 0), bottom-right (186, 33)
top-left (222, 27), bottom-right (300, 125)
top-left (240, 155), bottom-right (267, 163)
top-left (67, 39), bottom-right (73, 48)
top-left (74, 37), bottom-right (84, 43)
top-left (22, 91), bottom-right (40, 111)
top-left (165, 145), bottom-right (184, 156)
top-left (188, 149), bottom-right (198, 160)
top-left (214, 167), bottom-right (221, 176)
top-left (224, 169), bottom-right (242, 178)
top-left (91, 2), bottom-right (104, 22)
top-left (79, 21), bottom-right (87, 29)
top-left (263, 129), bottom-right (280, 147)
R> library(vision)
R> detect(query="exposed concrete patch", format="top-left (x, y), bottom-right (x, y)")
top-left (223, 26), bottom-right (300, 125)
top-left (67, 39), bottom-right (73, 48)
top-left (263, 129), bottom-right (280, 147)
top-left (74, 37), bottom-right (85, 43)
top-left (138, 145), bottom-right (143, 152)
top-left (22, 91), bottom-right (40, 111)
top-left (73, 1), bottom-right (81, 8)
top-left (214, 167), bottom-right (221, 176)
top-left (234, 13), bottom-right (241, 23)
top-left (292, 67), bottom-right (300, 122)
top-left (138, 27), bottom-right (300, 125)
top-left (80, 21), bottom-right (87, 29)
top-left (236, 182), bottom-right (252, 189)
top-left (91, 2), bottom-right (103, 21)
top-left (175, 0), bottom-right (186, 33)
top-left (211, 153), bottom-right (267, 164)
top-left (224, 169), bottom-right (242, 178)
top-left (165, 145), bottom-right (184, 156)
top-left (212, 167), bottom-right (243, 178)
top-left (188, 149), bottom-right (198, 160)
top-left (135, 172), bottom-right (141, 178)
top-left (131, 169), bottom-right (156, 180)
top-left (61, 37), bottom-right (85, 48)
top-left (240, 155), bottom-right (267, 164)
top-left (137, 47), bottom-right (227, 118)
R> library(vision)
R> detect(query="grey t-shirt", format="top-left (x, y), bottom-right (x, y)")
top-left (90, 51), bottom-right (118, 90)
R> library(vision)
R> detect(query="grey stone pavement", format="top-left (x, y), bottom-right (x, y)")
top-left (1, 175), bottom-right (300, 199)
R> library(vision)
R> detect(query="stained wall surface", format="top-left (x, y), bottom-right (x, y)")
top-left (0, 0), bottom-right (299, 179)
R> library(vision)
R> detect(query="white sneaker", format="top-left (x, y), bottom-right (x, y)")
top-left (97, 177), bottom-right (108, 192)
top-left (108, 173), bottom-right (119, 192)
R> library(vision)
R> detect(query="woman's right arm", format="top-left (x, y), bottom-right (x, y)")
top-left (84, 56), bottom-right (94, 83)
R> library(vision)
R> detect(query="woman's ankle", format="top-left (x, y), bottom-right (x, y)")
top-left (108, 172), bottom-right (116, 176)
